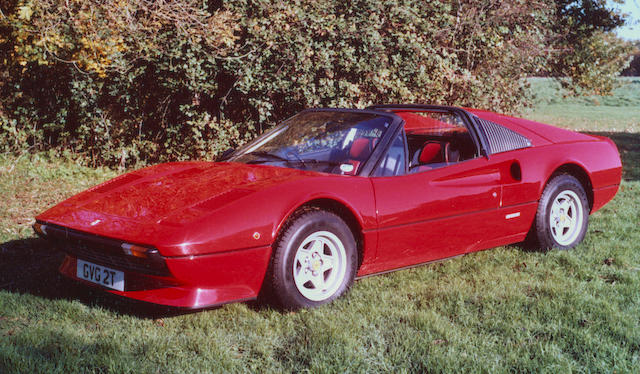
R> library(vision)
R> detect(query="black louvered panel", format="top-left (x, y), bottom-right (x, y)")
top-left (476, 118), bottom-right (532, 154)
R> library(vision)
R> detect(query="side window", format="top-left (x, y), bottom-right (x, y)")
top-left (400, 111), bottom-right (479, 173)
top-left (373, 130), bottom-right (407, 177)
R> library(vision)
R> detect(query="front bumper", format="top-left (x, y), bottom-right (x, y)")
top-left (36, 221), bottom-right (273, 308)
top-left (58, 244), bottom-right (272, 308)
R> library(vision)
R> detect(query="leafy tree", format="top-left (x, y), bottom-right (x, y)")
top-left (0, 0), bottom-right (633, 166)
top-left (547, 0), bottom-right (632, 93)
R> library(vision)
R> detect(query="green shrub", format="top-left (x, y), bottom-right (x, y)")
top-left (0, 0), bottom-right (632, 166)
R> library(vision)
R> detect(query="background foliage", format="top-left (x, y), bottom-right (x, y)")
top-left (0, 0), bottom-right (634, 166)
top-left (622, 42), bottom-right (640, 76)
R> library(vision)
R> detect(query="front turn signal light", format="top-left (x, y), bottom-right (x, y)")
top-left (33, 222), bottom-right (48, 236)
top-left (121, 243), bottom-right (155, 258)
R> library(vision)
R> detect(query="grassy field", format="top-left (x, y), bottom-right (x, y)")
top-left (1, 78), bottom-right (639, 373)
top-left (525, 77), bottom-right (640, 133)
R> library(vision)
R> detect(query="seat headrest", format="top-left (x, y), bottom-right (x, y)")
top-left (419, 142), bottom-right (444, 164)
top-left (350, 138), bottom-right (373, 160)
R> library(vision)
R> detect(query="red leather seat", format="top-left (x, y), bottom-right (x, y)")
top-left (419, 142), bottom-right (444, 164)
top-left (350, 137), bottom-right (374, 160)
top-left (342, 137), bottom-right (375, 175)
top-left (410, 141), bottom-right (454, 173)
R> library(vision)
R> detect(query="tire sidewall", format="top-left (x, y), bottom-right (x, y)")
top-left (537, 175), bottom-right (589, 250)
top-left (272, 211), bottom-right (357, 309)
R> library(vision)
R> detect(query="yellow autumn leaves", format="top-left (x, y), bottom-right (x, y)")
top-left (10, 0), bottom-right (239, 77)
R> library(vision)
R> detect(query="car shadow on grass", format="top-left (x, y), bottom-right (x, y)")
top-left (0, 237), bottom-right (209, 319)
top-left (584, 132), bottom-right (640, 182)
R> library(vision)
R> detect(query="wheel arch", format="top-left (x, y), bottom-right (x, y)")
top-left (275, 198), bottom-right (365, 269)
top-left (545, 163), bottom-right (594, 212)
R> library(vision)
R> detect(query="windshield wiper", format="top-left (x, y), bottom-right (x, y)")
top-left (286, 152), bottom-right (307, 168)
top-left (245, 151), bottom-right (292, 164)
top-left (299, 159), bottom-right (342, 166)
top-left (246, 151), bottom-right (344, 168)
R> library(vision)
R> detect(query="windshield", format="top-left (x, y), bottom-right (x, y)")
top-left (229, 111), bottom-right (392, 175)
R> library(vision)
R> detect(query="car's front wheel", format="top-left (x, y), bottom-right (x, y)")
top-left (534, 174), bottom-right (589, 250)
top-left (270, 209), bottom-right (357, 310)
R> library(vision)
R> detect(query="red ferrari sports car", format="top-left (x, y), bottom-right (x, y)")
top-left (33, 105), bottom-right (621, 310)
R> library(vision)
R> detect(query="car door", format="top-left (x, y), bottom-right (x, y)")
top-left (367, 111), bottom-right (509, 272)
top-left (372, 161), bottom-right (507, 272)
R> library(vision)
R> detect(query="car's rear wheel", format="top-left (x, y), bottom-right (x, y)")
top-left (534, 174), bottom-right (589, 250)
top-left (270, 209), bottom-right (357, 310)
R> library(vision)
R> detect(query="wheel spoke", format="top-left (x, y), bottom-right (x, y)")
top-left (295, 267), bottom-right (313, 285)
top-left (294, 248), bottom-right (311, 269)
top-left (320, 254), bottom-right (335, 272)
top-left (308, 273), bottom-right (324, 290)
top-left (297, 245), bottom-right (311, 257)
top-left (310, 239), bottom-right (323, 254)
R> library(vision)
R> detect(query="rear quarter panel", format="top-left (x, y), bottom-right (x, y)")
top-left (507, 138), bottom-right (621, 213)
top-left (470, 108), bottom-right (621, 213)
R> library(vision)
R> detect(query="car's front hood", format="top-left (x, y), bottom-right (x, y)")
top-left (36, 161), bottom-right (312, 244)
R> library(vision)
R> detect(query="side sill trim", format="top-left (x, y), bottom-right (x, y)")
top-left (355, 254), bottom-right (465, 280)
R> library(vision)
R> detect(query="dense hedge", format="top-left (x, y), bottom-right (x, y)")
top-left (0, 0), bottom-right (632, 166)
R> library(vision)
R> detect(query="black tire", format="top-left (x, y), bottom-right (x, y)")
top-left (533, 174), bottom-right (589, 250)
top-left (269, 209), bottom-right (357, 310)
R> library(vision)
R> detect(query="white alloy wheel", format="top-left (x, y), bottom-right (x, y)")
top-left (549, 190), bottom-right (585, 246)
top-left (292, 231), bottom-right (347, 302)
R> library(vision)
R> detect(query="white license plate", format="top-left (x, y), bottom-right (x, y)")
top-left (76, 259), bottom-right (125, 291)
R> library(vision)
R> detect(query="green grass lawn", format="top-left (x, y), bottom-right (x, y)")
top-left (1, 79), bottom-right (639, 373)
top-left (525, 77), bottom-right (640, 133)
